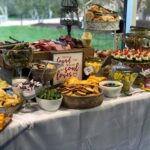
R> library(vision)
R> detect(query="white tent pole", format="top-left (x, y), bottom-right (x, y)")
top-left (126, 0), bottom-right (138, 33)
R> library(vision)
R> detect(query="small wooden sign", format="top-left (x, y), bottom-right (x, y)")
top-left (50, 50), bottom-right (84, 85)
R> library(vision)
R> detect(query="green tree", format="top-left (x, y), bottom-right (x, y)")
top-left (13, 0), bottom-right (33, 24)
top-left (49, 0), bottom-right (61, 18)
top-left (31, 0), bottom-right (50, 22)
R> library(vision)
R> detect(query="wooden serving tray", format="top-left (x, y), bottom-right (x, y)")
top-left (0, 101), bottom-right (23, 117)
top-left (0, 116), bottom-right (12, 132)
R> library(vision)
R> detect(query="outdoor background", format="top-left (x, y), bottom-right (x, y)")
top-left (0, 0), bottom-right (149, 50)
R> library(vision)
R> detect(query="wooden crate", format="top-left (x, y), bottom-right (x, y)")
top-left (33, 48), bottom-right (94, 61)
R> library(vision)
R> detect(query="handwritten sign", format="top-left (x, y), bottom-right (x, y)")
top-left (52, 51), bottom-right (83, 85)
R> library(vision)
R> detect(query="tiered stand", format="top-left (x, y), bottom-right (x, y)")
top-left (83, 0), bottom-right (120, 50)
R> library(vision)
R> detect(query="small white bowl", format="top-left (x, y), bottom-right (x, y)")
top-left (12, 77), bottom-right (28, 86)
top-left (36, 95), bottom-right (63, 111)
top-left (99, 80), bottom-right (123, 98)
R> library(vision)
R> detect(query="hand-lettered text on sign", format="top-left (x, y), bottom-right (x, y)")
top-left (53, 52), bottom-right (83, 84)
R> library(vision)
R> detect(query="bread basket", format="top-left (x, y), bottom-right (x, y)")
top-left (84, 1), bottom-right (120, 31)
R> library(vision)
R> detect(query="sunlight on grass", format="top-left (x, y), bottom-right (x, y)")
top-left (0, 26), bottom-right (120, 50)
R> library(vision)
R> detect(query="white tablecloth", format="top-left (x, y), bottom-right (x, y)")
top-left (1, 92), bottom-right (150, 150)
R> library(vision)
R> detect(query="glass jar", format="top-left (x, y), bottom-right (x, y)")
top-left (84, 57), bottom-right (102, 76)
top-left (81, 32), bottom-right (92, 48)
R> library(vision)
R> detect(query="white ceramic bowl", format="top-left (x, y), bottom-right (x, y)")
top-left (99, 80), bottom-right (123, 98)
top-left (12, 77), bottom-right (28, 86)
top-left (36, 95), bottom-right (63, 111)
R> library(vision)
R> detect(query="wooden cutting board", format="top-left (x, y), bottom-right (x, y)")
top-left (0, 116), bottom-right (12, 132)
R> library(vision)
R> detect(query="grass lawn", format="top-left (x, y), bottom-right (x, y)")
top-left (0, 26), bottom-right (120, 50)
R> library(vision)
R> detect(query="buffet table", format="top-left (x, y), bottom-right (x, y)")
top-left (1, 92), bottom-right (150, 150)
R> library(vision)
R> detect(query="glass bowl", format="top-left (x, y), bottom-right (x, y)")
top-left (84, 57), bottom-right (102, 75)
top-left (2, 49), bottom-right (33, 68)
top-left (111, 70), bottom-right (138, 92)
top-left (30, 60), bottom-right (62, 85)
